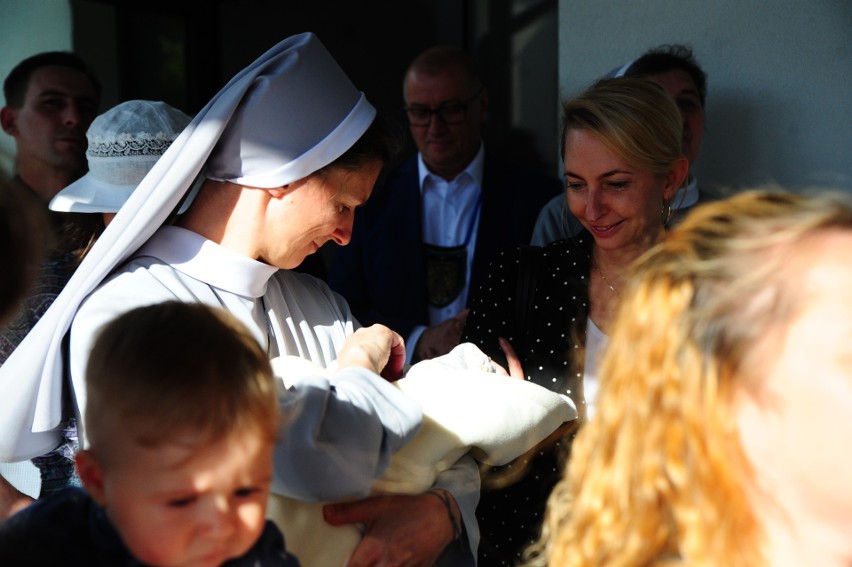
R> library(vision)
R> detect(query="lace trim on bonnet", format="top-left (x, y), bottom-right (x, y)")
top-left (86, 131), bottom-right (178, 158)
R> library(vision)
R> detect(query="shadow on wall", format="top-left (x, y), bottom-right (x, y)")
top-left (700, 90), bottom-right (851, 195)
top-left (695, 92), bottom-right (755, 197)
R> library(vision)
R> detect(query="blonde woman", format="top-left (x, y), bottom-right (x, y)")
top-left (462, 77), bottom-right (688, 565)
top-left (533, 188), bottom-right (852, 567)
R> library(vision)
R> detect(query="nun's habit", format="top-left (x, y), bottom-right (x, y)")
top-left (0, 33), bottom-right (478, 564)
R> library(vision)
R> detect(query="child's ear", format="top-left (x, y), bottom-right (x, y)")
top-left (266, 185), bottom-right (292, 199)
top-left (75, 449), bottom-right (106, 506)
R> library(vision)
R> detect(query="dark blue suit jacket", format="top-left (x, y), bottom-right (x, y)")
top-left (328, 152), bottom-right (562, 339)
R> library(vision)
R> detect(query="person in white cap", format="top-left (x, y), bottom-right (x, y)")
top-left (0, 99), bottom-right (193, 518)
top-left (0, 32), bottom-right (477, 566)
top-left (0, 98), bottom-right (194, 517)
top-left (49, 99), bottom-right (195, 227)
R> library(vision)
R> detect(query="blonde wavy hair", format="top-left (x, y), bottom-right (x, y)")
top-left (527, 187), bottom-right (852, 567)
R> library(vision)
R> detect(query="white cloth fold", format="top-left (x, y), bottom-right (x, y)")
top-left (268, 342), bottom-right (577, 567)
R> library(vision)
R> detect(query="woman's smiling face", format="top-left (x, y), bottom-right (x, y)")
top-left (564, 128), bottom-right (675, 253)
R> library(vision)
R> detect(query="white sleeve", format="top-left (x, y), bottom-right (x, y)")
top-left (271, 367), bottom-right (422, 501)
top-left (72, 267), bottom-right (424, 503)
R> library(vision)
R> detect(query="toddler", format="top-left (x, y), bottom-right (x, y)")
top-left (0, 301), bottom-right (298, 566)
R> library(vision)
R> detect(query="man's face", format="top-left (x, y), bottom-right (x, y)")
top-left (2, 65), bottom-right (99, 172)
top-left (403, 66), bottom-right (486, 181)
top-left (648, 69), bottom-right (705, 165)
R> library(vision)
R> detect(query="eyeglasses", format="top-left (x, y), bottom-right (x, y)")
top-left (404, 87), bottom-right (484, 126)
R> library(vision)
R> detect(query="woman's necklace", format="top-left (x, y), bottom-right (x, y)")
top-left (593, 260), bottom-right (619, 296)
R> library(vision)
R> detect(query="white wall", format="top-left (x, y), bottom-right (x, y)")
top-left (558, 0), bottom-right (852, 195)
top-left (0, 0), bottom-right (74, 177)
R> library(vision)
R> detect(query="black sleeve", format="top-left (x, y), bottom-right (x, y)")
top-left (461, 245), bottom-right (526, 370)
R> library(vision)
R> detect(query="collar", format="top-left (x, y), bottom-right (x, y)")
top-left (417, 143), bottom-right (485, 195)
top-left (676, 172), bottom-right (699, 209)
top-left (136, 226), bottom-right (279, 299)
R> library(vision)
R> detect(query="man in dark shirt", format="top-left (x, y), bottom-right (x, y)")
top-left (0, 50), bottom-right (101, 518)
top-left (329, 45), bottom-right (561, 363)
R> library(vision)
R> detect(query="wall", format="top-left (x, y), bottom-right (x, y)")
top-left (0, 0), bottom-right (75, 177)
top-left (558, 0), bottom-right (852, 195)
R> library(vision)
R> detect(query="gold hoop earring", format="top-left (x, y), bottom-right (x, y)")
top-left (661, 199), bottom-right (673, 226)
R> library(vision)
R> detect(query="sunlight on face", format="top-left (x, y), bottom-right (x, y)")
top-left (564, 129), bottom-right (671, 253)
top-left (260, 161), bottom-right (383, 269)
top-left (96, 430), bottom-right (275, 567)
top-left (738, 230), bottom-right (852, 518)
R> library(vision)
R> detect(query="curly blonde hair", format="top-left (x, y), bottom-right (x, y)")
top-left (527, 187), bottom-right (852, 567)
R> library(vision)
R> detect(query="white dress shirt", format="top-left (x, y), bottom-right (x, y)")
top-left (406, 145), bottom-right (485, 356)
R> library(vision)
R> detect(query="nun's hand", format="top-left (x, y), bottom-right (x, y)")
top-left (323, 490), bottom-right (458, 567)
top-left (337, 325), bottom-right (406, 381)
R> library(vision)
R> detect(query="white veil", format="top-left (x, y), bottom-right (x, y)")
top-left (0, 31), bottom-right (375, 461)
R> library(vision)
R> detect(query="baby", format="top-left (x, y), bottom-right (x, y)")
top-left (269, 343), bottom-right (578, 566)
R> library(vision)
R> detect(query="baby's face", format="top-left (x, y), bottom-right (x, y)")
top-left (96, 429), bottom-right (275, 567)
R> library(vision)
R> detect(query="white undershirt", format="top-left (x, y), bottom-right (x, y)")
top-left (419, 145), bottom-right (485, 324)
top-left (583, 316), bottom-right (609, 419)
top-left (404, 146), bottom-right (484, 364)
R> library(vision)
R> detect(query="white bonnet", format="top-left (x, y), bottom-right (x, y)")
top-left (206, 32), bottom-right (376, 188)
top-left (49, 100), bottom-right (192, 213)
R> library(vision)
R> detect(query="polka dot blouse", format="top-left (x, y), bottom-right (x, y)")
top-left (460, 234), bottom-right (593, 566)
top-left (462, 234), bottom-right (592, 411)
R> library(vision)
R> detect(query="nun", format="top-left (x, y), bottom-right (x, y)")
top-left (0, 32), bottom-right (478, 566)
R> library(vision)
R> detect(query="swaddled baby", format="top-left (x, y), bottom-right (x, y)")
top-left (268, 342), bottom-right (578, 566)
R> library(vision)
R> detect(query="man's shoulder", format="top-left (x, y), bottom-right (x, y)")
top-left (379, 155), bottom-right (418, 186)
top-left (483, 155), bottom-right (562, 193)
top-left (353, 156), bottom-right (419, 222)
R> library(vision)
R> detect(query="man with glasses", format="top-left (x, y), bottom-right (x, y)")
top-left (329, 45), bottom-right (560, 363)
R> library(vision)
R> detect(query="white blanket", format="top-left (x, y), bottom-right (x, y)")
top-left (268, 342), bottom-right (577, 566)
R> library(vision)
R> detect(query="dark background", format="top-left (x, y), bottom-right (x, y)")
top-left (71, 0), bottom-right (560, 174)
